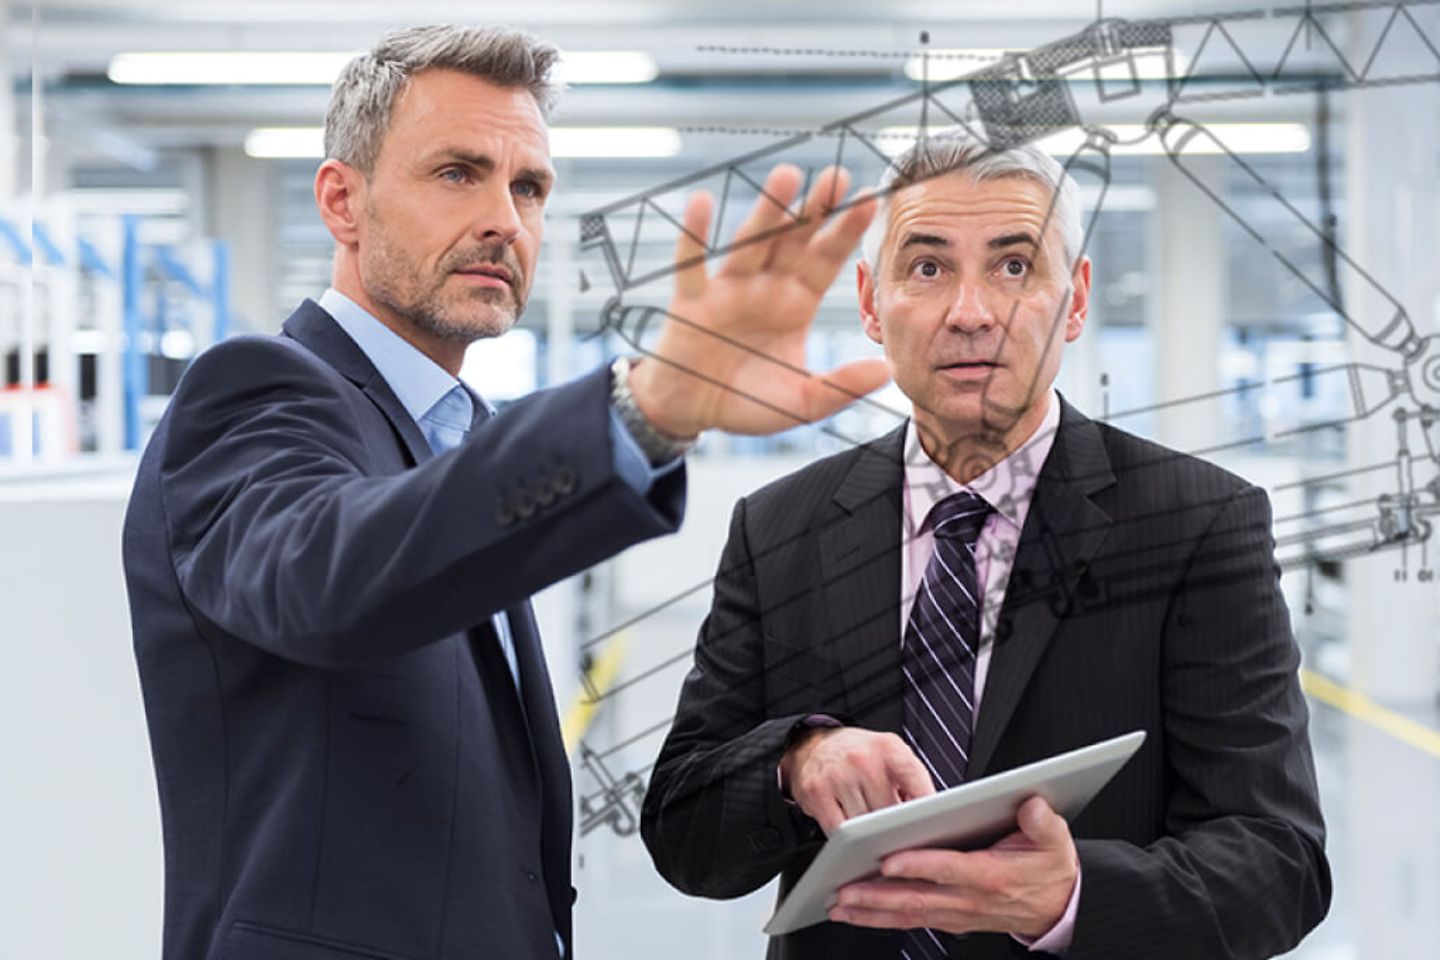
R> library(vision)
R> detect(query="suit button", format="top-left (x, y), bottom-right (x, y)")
top-left (514, 490), bottom-right (538, 519)
top-left (552, 465), bottom-right (578, 495)
top-left (525, 870), bottom-right (539, 882)
top-left (531, 482), bottom-right (557, 507)
top-left (495, 501), bottom-right (516, 526)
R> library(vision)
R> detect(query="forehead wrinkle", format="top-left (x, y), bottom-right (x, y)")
top-left (882, 175), bottom-right (1059, 263)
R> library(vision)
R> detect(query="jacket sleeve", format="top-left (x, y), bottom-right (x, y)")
top-left (1070, 485), bottom-right (1332, 958)
top-left (641, 496), bottom-right (825, 899)
top-left (159, 336), bottom-right (684, 668)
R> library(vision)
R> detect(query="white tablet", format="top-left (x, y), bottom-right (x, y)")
top-left (763, 730), bottom-right (1146, 937)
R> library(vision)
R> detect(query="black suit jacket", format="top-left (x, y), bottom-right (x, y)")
top-left (641, 398), bottom-right (1329, 959)
top-left (123, 301), bottom-right (685, 960)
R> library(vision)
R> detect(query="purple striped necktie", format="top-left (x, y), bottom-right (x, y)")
top-left (900, 490), bottom-right (991, 960)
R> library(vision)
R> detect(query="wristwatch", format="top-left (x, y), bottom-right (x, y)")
top-left (609, 355), bottom-right (696, 465)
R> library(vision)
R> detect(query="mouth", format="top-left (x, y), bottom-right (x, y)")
top-left (938, 360), bottom-right (1000, 372)
top-left (452, 264), bottom-right (514, 289)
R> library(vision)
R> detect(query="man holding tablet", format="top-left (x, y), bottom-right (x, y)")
top-left (641, 130), bottom-right (1331, 958)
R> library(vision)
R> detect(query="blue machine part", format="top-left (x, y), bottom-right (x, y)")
top-left (121, 215), bottom-right (146, 451)
top-left (31, 223), bottom-right (66, 267)
top-left (0, 216), bottom-right (33, 265)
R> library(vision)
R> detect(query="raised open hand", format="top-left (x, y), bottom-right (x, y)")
top-left (628, 163), bottom-right (890, 438)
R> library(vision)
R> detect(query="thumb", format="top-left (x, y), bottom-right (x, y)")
top-left (1017, 796), bottom-right (1067, 848)
top-left (799, 358), bottom-right (891, 422)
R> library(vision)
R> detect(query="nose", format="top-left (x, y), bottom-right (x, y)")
top-left (471, 182), bottom-right (522, 246)
top-left (943, 278), bottom-right (998, 334)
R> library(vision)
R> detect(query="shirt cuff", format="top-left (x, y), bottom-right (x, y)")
top-left (1012, 866), bottom-right (1080, 954)
top-left (609, 406), bottom-right (683, 495)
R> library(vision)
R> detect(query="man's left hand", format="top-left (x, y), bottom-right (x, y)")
top-left (626, 163), bottom-right (887, 440)
top-left (829, 796), bottom-right (1078, 939)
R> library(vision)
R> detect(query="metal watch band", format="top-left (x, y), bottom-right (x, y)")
top-left (609, 355), bottom-right (695, 465)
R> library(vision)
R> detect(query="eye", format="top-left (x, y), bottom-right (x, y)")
top-left (439, 166), bottom-right (470, 185)
top-left (911, 259), bottom-right (942, 279)
top-left (512, 179), bottom-right (545, 200)
top-left (999, 256), bottom-right (1029, 278)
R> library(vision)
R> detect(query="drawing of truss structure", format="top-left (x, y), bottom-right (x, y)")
top-left (574, 0), bottom-right (1440, 836)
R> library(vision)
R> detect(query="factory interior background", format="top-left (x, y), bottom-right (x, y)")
top-left (2, 1), bottom-right (1438, 956)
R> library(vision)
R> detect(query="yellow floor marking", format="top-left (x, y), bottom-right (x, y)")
top-left (562, 633), bottom-right (630, 754)
top-left (1301, 667), bottom-right (1440, 761)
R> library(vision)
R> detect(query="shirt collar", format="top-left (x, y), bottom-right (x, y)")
top-left (318, 287), bottom-right (470, 428)
top-left (903, 389), bottom-right (1062, 537)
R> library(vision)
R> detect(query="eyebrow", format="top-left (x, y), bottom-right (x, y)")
top-left (988, 232), bottom-right (1039, 250)
top-left (898, 232), bottom-right (949, 252)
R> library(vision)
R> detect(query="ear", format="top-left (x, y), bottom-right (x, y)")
top-left (314, 159), bottom-right (364, 248)
top-left (1064, 256), bottom-right (1091, 342)
top-left (858, 260), bottom-right (883, 345)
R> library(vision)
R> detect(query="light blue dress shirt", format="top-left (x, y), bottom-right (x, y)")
top-left (320, 288), bottom-right (524, 685)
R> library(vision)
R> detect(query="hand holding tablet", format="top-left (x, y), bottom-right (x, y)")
top-left (764, 730), bottom-right (1146, 937)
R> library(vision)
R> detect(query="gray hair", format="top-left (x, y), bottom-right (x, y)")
top-left (861, 126), bottom-right (1084, 272)
top-left (324, 24), bottom-right (562, 176)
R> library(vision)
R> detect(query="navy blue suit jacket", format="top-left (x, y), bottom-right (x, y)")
top-left (123, 301), bottom-right (685, 960)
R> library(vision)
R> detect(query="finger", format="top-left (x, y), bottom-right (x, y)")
top-left (720, 164), bottom-right (804, 277)
top-left (828, 904), bottom-right (926, 930)
top-left (881, 849), bottom-right (972, 886)
top-left (833, 879), bottom-right (939, 929)
top-left (834, 780), bottom-right (870, 822)
top-left (1016, 795), bottom-right (1068, 848)
top-left (793, 357), bottom-right (891, 424)
top-left (811, 797), bottom-right (847, 836)
top-left (794, 187), bottom-right (879, 295)
top-left (767, 166), bottom-right (850, 274)
top-left (988, 827), bottom-right (1035, 852)
top-left (886, 740), bottom-right (938, 802)
top-left (673, 189), bottom-right (714, 300)
top-left (857, 764), bottom-right (903, 815)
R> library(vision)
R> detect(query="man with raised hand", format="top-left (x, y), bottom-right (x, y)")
top-left (123, 24), bottom-right (881, 960)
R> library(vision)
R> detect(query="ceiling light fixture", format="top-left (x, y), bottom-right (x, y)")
top-left (244, 126), bottom-right (682, 160)
top-left (110, 50), bottom-right (657, 86)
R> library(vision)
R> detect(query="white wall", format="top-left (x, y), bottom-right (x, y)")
top-left (0, 478), bottom-right (162, 959)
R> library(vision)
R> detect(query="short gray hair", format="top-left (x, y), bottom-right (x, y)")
top-left (862, 126), bottom-right (1084, 271)
top-left (325, 24), bottom-right (562, 176)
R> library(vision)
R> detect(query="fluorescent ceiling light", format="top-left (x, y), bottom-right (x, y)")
top-left (245, 127), bottom-right (325, 159)
top-left (905, 48), bottom-right (1186, 84)
top-left (244, 126), bottom-right (681, 160)
top-left (110, 49), bottom-right (655, 87)
top-left (549, 127), bottom-right (679, 158)
top-left (109, 51), bottom-right (358, 85)
top-left (160, 329), bottom-right (197, 361)
top-left (554, 52), bottom-right (658, 85)
top-left (876, 123), bottom-right (1310, 157)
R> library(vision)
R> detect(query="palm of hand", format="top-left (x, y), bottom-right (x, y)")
top-left (634, 164), bottom-right (890, 438)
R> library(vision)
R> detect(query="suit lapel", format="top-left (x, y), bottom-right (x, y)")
top-left (284, 300), bottom-right (549, 768)
top-left (281, 299), bottom-right (433, 467)
top-left (822, 426), bottom-right (908, 732)
top-left (967, 398), bottom-right (1116, 777)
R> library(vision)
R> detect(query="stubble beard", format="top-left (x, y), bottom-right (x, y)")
top-left (362, 220), bottom-right (526, 347)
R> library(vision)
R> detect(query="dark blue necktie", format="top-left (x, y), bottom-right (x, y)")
top-left (900, 490), bottom-right (991, 960)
